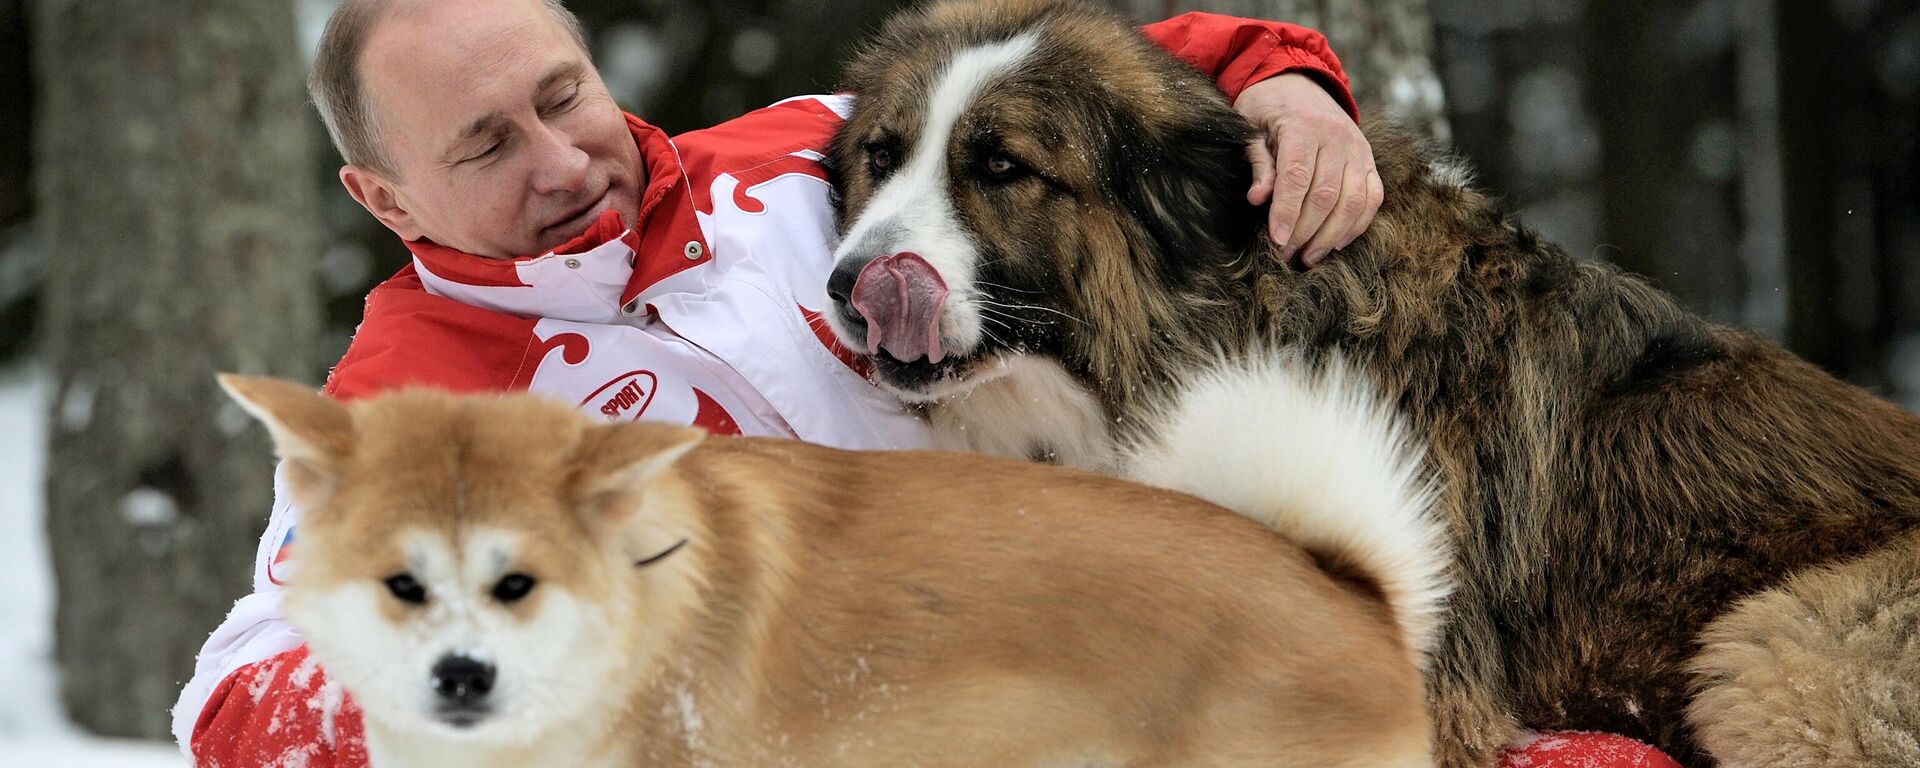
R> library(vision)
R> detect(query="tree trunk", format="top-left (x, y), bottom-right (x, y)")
top-left (1580, 2), bottom-right (1679, 298)
top-left (1, 0), bottom-right (29, 229)
top-left (31, 0), bottom-right (323, 738)
top-left (1582, 1), bottom-right (1748, 323)
top-left (1734, 0), bottom-right (1787, 340)
top-left (1774, 0), bottom-right (1848, 375)
top-left (1116, 0), bottom-right (1450, 140)
top-left (1, 0), bottom-right (36, 365)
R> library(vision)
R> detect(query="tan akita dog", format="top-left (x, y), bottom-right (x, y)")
top-left (220, 370), bottom-right (1446, 768)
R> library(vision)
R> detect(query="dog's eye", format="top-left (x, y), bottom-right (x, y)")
top-left (384, 573), bottom-right (427, 605)
top-left (492, 573), bottom-right (536, 604)
top-left (982, 153), bottom-right (1022, 180)
top-left (868, 146), bottom-right (897, 176)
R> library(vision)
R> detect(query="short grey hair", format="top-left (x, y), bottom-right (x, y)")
top-left (308, 0), bottom-right (589, 176)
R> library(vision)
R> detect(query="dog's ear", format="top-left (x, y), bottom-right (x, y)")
top-left (568, 422), bottom-right (706, 525)
top-left (1107, 92), bottom-right (1261, 278)
top-left (217, 374), bottom-right (352, 507)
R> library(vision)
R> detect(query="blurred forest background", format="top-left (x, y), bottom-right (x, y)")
top-left (1, 0), bottom-right (1917, 747)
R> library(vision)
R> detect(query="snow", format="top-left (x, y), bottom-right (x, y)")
top-left (120, 487), bottom-right (182, 528)
top-left (0, 367), bottom-right (184, 766)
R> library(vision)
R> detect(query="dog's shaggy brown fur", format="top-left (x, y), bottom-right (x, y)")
top-left (825, 1), bottom-right (1920, 765)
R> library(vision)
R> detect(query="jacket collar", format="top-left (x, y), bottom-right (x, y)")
top-left (403, 113), bottom-right (713, 323)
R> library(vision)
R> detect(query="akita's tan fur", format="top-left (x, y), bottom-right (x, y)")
top-left (221, 374), bottom-right (1436, 768)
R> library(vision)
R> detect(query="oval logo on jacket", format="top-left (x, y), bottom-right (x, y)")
top-left (581, 370), bottom-right (659, 421)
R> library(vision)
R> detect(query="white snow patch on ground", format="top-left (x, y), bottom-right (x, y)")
top-left (0, 366), bottom-right (183, 766)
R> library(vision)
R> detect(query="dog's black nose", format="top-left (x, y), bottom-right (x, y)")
top-left (431, 655), bottom-right (496, 705)
top-left (827, 255), bottom-right (873, 312)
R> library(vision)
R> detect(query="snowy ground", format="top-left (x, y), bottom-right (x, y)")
top-left (0, 367), bottom-right (183, 766)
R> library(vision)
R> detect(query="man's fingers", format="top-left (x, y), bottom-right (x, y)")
top-left (1267, 134), bottom-right (1317, 250)
top-left (1285, 145), bottom-right (1341, 260)
top-left (1245, 136), bottom-right (1276, 205)
top-left (1301, 158), bottom-right (1366, 267)
top-left (1338, 166), bottom-right (1384, 250)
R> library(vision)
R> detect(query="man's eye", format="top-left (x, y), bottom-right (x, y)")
top-left (544, 85), bottom-right (581, 115)
top-left (384, 573), bottom-right (428, 605)
top-left (467, 141), bottom-right (503, 163)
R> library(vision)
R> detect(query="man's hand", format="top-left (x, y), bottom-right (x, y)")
top-left (1235, 73), bottom-right (1381, 267)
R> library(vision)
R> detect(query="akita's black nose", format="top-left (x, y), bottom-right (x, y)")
top-left (431, 655), bottom-right (496, 705)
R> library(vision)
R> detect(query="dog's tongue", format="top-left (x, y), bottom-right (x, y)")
top-left (850, 252), bottom-right (949, 364)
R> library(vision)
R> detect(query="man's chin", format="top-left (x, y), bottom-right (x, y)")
top-left (535, 193), bottom-right (620, 252)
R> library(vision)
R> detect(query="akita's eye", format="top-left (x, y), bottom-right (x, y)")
top-left (492, 573), bottom-right (536, 604)
top-left (384, 573), bottom-right (427, 605)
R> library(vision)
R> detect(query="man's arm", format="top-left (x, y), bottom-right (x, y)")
top-left (184, 645), bottom-right (368, 767)
top-left (1140, 12), bottom-right (1382, 267)
top-left (170, 464), bottom-right (372, 766)
top-left (1140, 12), bottom-right (1355, 117)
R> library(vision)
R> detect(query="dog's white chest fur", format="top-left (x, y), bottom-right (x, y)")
top-left (928, 356), bottom-right (1118, 472)
top-left (364, 724), bottom-right (621, 768)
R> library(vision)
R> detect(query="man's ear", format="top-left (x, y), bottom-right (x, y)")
top-left (339, 164), bottom-right (424, 242)
top-left (217, 374), bottom-right (353, 507)
top-left (568, 422), bottom-right (706, 528)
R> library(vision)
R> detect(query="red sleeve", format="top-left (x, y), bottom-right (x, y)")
top-left (190, 646), bottom-right (370, 768)
top-left (322, 267), bottom-right (544, 402)
top-left (1140, 12), bottom-right (1358, 121)
top-left (1497, 732), bottom-right (1681, 768)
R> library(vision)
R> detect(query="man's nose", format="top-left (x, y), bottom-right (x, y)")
top-left (430, 654), bottom-right (497, 706)
top-left (527, 125), bottom-right (591, 195)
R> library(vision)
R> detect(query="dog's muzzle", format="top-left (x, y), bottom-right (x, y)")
top-left (431, 654), bottom-right (496, 726)
top-left (828, 251), bottom-right (950, 363)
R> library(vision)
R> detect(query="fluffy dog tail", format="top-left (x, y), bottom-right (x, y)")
top-left (1123, 351), bottom-right (1451, 667)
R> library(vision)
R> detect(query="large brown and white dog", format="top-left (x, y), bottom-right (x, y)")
top-left (219, 373), bottom-right (1447, 767)
top-left (823, 1), bottom-right (1920, 766)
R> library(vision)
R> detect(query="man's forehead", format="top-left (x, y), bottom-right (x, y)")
top-left (362, 0), bottom-right (557, 86)
top-left (358, 0), bottom-right (585, 147)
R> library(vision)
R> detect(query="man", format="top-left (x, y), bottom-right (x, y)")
top-left (173, 1), bottom-right (1673, 766)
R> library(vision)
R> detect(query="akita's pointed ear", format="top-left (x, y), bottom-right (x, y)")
top-left (217, 374), bottom-right (352, 505)
top-left (568, 422), bottom-right (706, 522)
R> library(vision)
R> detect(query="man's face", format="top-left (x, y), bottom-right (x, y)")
top-left (345, 0), bottom-right (642, 258)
